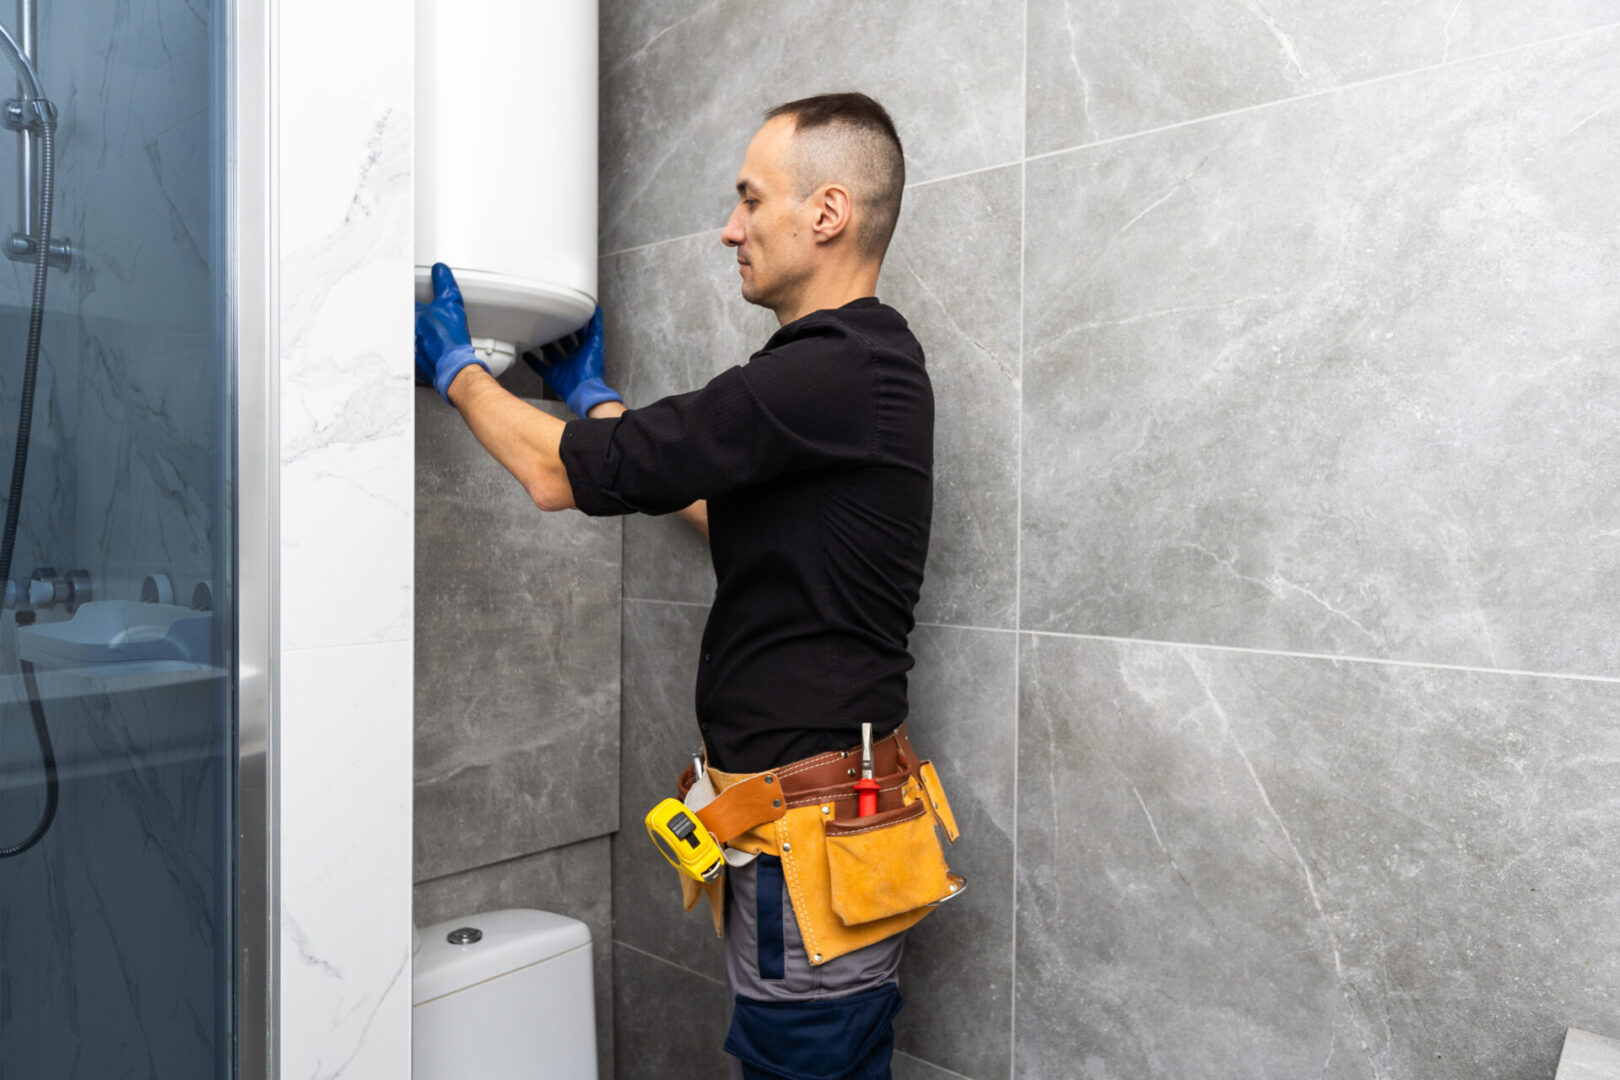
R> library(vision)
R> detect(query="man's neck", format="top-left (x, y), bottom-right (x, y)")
top-left (774, 265), bottom-right (881, 326)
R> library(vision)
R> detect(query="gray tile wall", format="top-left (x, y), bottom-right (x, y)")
top-left (413, 389), bottom-right (622, 1080)
top-left (600, 5), bottom-right (1620, 1078)
top-left (415, 391), bottom-right (621, 879)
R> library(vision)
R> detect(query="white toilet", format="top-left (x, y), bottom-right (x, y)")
top-left (412, 908), bottom-right (598, 1079)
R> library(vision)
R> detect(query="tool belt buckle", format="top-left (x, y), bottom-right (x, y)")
top-left (683, 760), bottom-right (758, 868)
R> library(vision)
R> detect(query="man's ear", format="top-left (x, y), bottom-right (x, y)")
top-left (811, 183), bottom-right (853, 245)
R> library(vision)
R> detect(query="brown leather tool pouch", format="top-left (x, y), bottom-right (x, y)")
top-left (823, 798), bottom-right (955, 926)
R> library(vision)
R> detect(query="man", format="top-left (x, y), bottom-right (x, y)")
top-left (417, 92), bottom-right (938, 1080)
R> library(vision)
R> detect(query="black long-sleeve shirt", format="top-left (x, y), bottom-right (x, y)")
top-left (558, 296), bottom-right (933, 772)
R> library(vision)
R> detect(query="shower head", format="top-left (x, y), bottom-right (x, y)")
top-left (0, 22), bottom-right (41, 100)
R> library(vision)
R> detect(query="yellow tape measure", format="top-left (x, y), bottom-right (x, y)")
top-left (645, 798), bottom-right (724, 883)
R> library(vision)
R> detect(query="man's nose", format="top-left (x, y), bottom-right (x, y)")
top-left (721, 208), bottom-right (745, 246)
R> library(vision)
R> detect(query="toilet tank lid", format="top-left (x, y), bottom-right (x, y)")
top-left (413, 908), bottom-right (592, 1005)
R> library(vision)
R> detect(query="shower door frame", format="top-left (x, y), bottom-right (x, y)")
top-left (231, 0), bottom-right (276, 1073)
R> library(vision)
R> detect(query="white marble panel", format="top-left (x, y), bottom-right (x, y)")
top-left (276, 2), bottom-right (413, 653)
top-left (274, 5), bottom-right (414, 1079)
top-left (280, 424), bottom-right (412, 649)
top-left (278, 641), bottom-right (413, 1080)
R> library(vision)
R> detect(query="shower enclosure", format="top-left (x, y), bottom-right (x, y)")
top-left (0, 0), bottom-right (247, 1074)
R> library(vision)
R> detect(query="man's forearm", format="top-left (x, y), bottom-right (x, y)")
top-left (446, 367), bottom-right (577, 511)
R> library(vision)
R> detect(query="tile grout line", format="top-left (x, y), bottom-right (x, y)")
top-left (624, 603), bottom-right (1620, 687)
top-left (1009, 0), bottom-right (1028, 1073)
top-left (924, 619), bottom-right (1620, 686)
top-left (1023, 628), bottom-right (1620, 685)
top-left (1023, 17), bottom-right (1620, 168)
top-left (599, 225), bottom-right (724, 261)
top-left (613, 938), bottom-right (727, 988)
top-left (905, 159), bottom-right (1024, 192)
top-left (914, 620), bottom-right (1017, 632)
top-left (602, 18), bottom-right (1620, 264)
top-left (623, 595), bottom-right (710, 609)
top-left (414, 834), bottom-right (612, 889)
top-left (280, 637), bottom-right (410, 658)
top-left (894, 1050), bottom-right (979, 1080)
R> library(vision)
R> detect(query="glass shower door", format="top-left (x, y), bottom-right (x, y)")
top-left (0, 0), bottom-right (235, 1076)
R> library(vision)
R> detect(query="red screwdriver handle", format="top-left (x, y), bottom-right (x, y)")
top-left (854, 777), bottom-right (880, 817)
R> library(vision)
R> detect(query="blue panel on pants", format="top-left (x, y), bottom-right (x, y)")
top-left (756, 854), bottom-right (785, 980)
top-left (724, 983), bottom-right (904, 1080)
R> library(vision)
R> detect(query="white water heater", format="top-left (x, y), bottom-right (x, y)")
top-left (415, 0), bottom-right (598, 375)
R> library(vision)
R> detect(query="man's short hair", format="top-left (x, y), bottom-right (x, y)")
top-left (764, 92), bottom-right (905, 261)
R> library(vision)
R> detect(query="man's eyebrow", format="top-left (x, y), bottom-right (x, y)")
top-left (736, 178), bottom-right (755, 196)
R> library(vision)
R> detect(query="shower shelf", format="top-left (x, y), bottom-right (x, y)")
top-left (12, 600), bottom-right (218, 693)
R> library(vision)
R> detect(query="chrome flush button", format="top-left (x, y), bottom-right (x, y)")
top-left (446, 927), bottom-right (483, 945)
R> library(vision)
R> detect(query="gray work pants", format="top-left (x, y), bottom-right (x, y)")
top-left (722, 856), bottom-right (906, 1079)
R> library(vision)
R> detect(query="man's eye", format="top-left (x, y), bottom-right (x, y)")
top-left (744, 199), bottom-right (758, 208)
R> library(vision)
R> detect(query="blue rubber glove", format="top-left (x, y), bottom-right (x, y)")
top-left (524, 307), bottom-right (623, 418)
top-left (415, 262), bottom-right (489, 402)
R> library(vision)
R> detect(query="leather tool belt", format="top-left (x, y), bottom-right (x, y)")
top-left (672, 723), bottom-right (964, 966)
